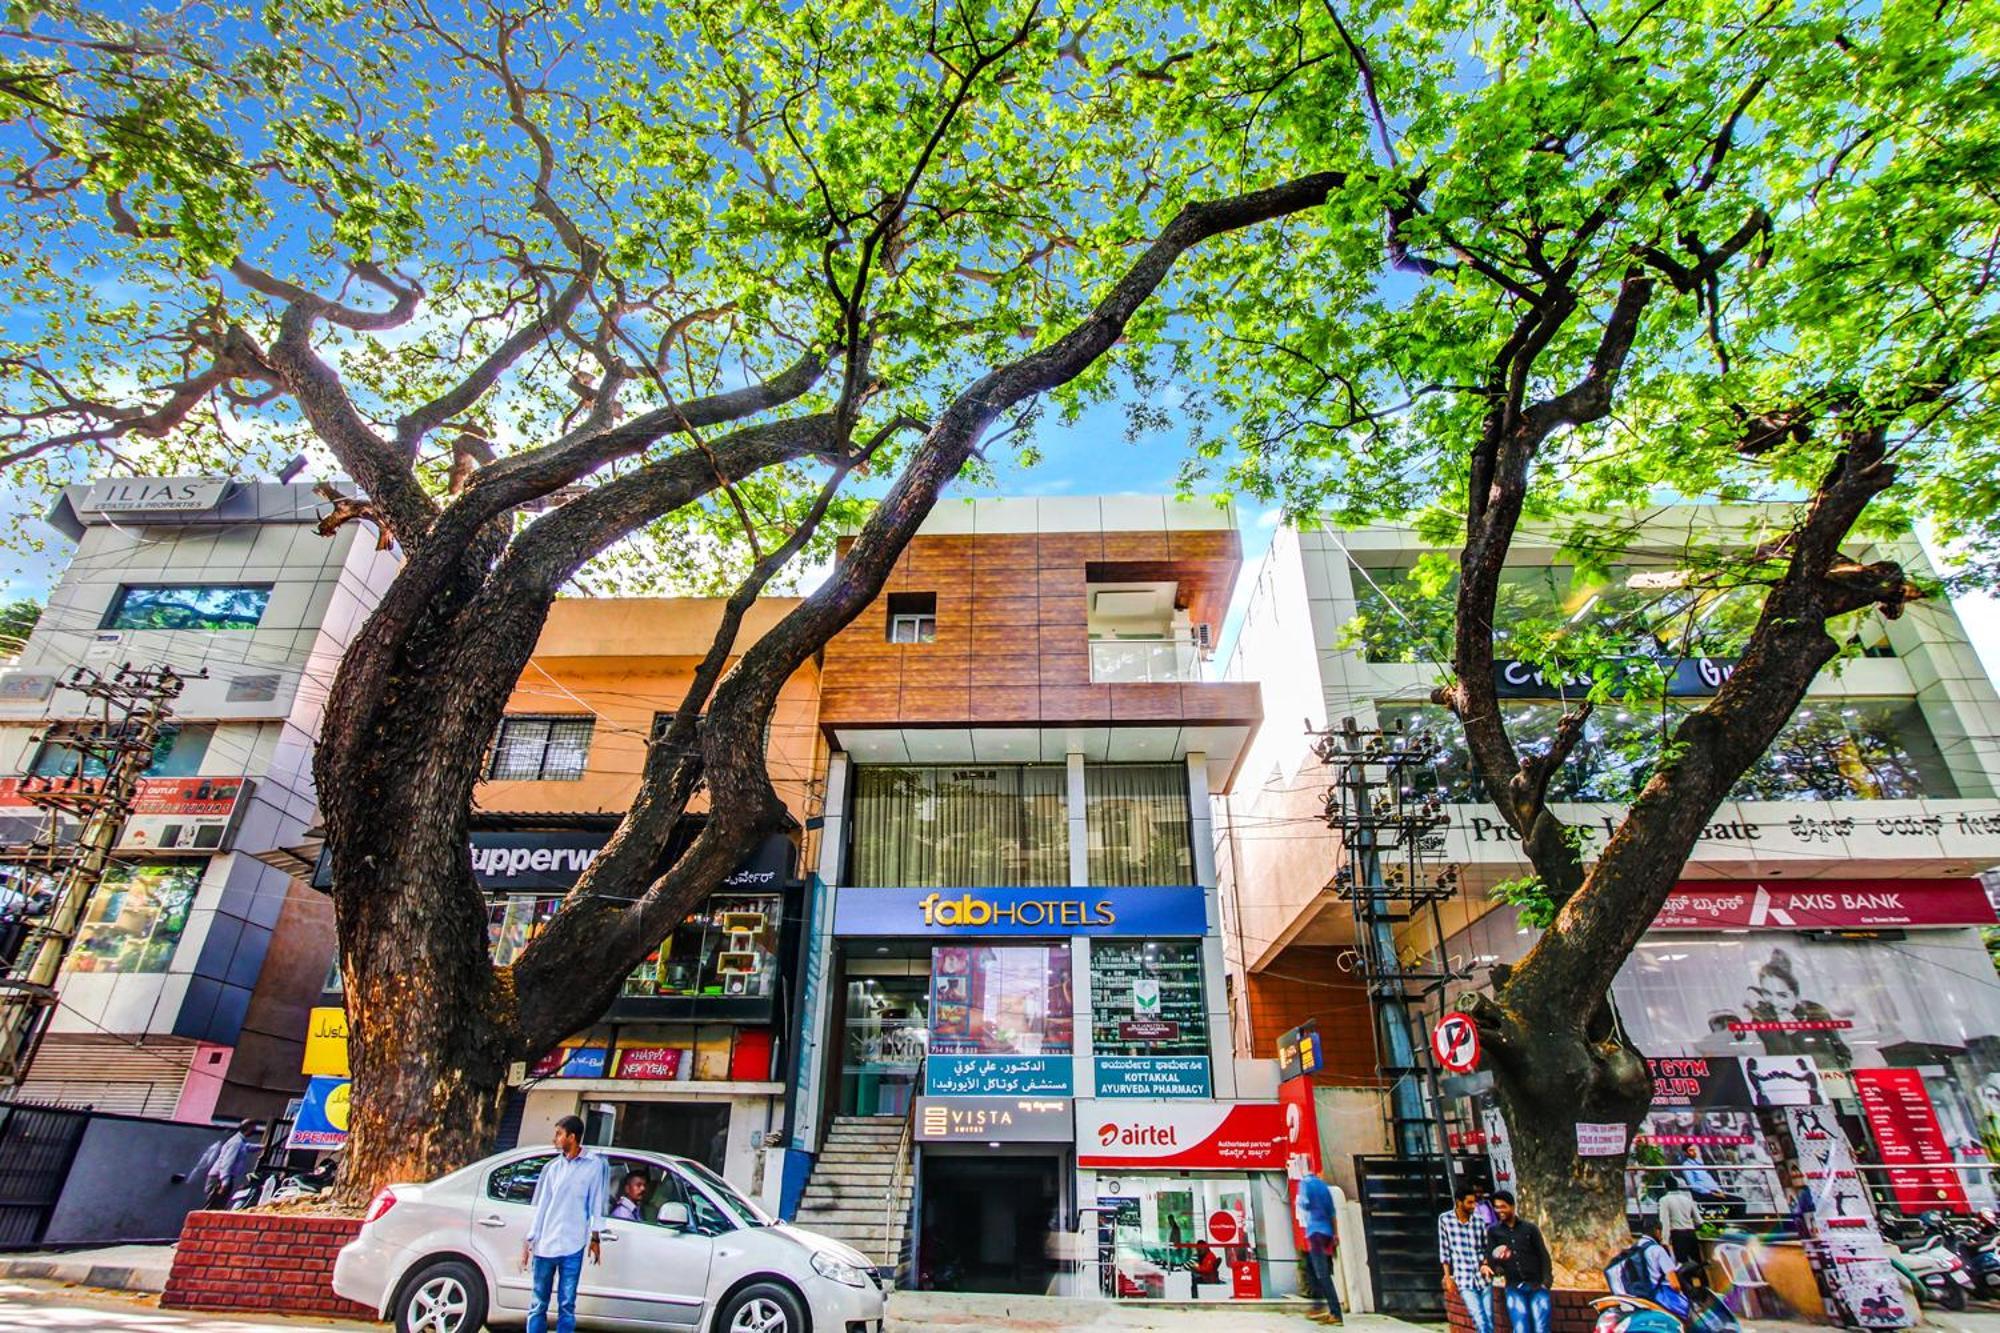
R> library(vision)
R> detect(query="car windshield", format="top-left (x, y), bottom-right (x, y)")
top-left (681, 1159), bottom-right (774, 1227)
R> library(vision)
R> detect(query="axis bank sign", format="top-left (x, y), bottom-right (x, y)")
top-left (1076, 1099), bottom-right (1287, 1170)
top-left (1655, 878), bottom-right (1996, 931)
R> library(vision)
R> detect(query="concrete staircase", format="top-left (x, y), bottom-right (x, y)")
top-left (792, 1115), bottom-right (913, 1274)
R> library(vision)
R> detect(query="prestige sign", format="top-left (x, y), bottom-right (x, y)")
top-left (915, 1096), bottom-right (1071, 1143)
top-left (835, 884), bottom-right (1206, 937)
top-left (1076, 1099), bottom-right (1287, 1170)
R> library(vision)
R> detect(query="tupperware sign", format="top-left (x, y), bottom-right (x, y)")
top-left (470, 833), bottom-right (604, 888)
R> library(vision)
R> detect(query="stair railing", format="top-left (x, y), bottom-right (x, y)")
top-left (881, 1055), bottom-right (922, 1277)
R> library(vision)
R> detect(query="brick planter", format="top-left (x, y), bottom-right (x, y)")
top-left (1447, 1285), bottom-right (1604, 1333)
top-left (163, 1210), bottom-right (375, 1320)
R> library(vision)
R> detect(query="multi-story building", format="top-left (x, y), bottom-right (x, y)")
top-left (1221, 510), bottom-right (2000, 1309)
top-left (0, 478), bottom-right (398, 1118)
top-left (786, 496), bottom-right (1292, 1298)
top-left (425, 597), bottom-right (828, 1205)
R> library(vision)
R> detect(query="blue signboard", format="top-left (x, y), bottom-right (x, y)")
top-left (834, 885), bottom-right (1206, 938)
top-left (926, 1055), bottom-right (1074, 1097)
top-left (287, 1075), bottom-right (352, 1149)
top-left (1094, 1056), bottom-right (1211, 1098)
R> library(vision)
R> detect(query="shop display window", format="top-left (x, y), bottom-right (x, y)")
top-left (1629, 1109), bottom-right (1786, 1218)
top-left (850, 765), bottom-right (1068, 887)
top-left (1091, 941), bottom-right (1208, 1056)
top-left (1095, 1174), bottom-right (1273, 1301)
top-left (928, 944), bottom-right (1072, 1056)
top-left (841, 975), bottom-right (928, 1116)
top-left (624, 893), bottom-right (780, 999)
top-left (67, 861), bottom-right (201, 973)
top-left (487, 891), bottom-right (780, 1001)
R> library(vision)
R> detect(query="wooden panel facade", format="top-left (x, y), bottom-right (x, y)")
top-left (819, 529), bottom-right (1261, 730)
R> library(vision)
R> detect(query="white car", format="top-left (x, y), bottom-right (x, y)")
top-left (332, 1145), bottom-right (887, 1333)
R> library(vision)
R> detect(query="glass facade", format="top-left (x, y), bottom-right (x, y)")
top-left (1090, 941), bottom-right (1208, 1056)
top-left (489, 890), bottom-right (782, 1000)
top-left (103, 584), bottom-right (271, 631)
top-left (1097, 1174), bottom-right (1274, 1300)
top-left (850, 765), bottom-right (1067, 886)
top-left (929, 944), bottom-right (1074, 1056)
top-left (67, 861), bottom-right (201, 973)
top-left (1085, 764), bottom-right (1193, 885)
top-left (1379, 698), bottom-right (1957, 802)
top-left (30, 722), bottom-right (215, 779)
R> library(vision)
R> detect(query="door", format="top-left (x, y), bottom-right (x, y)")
top-left (612, 1102), bottom-right (731, 1173)
top-left (476, 1153), bottom-right (556, 1315)
top-left (580, 1154), bottom-right (717, 1327)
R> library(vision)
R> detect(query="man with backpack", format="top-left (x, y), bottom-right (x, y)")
top-left (1606, 1222), bottom-right (1693, 1323)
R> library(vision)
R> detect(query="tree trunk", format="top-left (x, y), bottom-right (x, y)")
top-left (1476, 982), bottom-right (1651, 1285)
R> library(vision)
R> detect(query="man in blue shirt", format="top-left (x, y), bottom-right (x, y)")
top-left (521, 1115), bottom-right (607, 1333)
top-left (1299, 1169), bottom-right (1343, 1324)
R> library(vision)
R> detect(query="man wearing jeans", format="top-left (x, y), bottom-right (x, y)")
top-left (1485, 1190), bottom-right (1553, 1333)
top-left (1298, 1168), bottom-right (1343, 1324)
top-left (521, 1115), bottom-right (606, 1333)
top-left (1439, 1182), bottom-right (1495, 1333)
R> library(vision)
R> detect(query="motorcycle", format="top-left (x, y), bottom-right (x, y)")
top-left (1592, 1293), bottom-right (1688, 1333)
top-left (1888, 1234), bottom-right (1973, 1312)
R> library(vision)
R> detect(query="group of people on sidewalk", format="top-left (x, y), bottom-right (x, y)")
top-left (1440, 1179), bottom-right (1708, 1333)
top-left (1440, 1184), bottom-right (1554, 1333)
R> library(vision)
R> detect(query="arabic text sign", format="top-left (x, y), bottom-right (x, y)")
top-left (925, 1054), bottom-right (1073, 1096)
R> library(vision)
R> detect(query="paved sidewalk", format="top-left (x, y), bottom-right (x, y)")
top-left (891, 1290), bottom-right (1427, 1329)
top-left (0, 1243), bottom-right (173, 1293)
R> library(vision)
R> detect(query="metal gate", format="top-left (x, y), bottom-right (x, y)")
top-left (0, 1101), bottom-right (88, 1247)
top-left (1355, 1153), bottom-right (1454, 1318)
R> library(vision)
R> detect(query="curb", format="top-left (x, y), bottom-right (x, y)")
top-left (0, 1255), bottom-right (169, 1294)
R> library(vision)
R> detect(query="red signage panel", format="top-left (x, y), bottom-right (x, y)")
top-left (1077, 1100), bottom-right (1287, 1170)
top-left (1656, 880), bottom-right (1995, 931)
top-left (1852, 1068), bottom-right (1970, 1215)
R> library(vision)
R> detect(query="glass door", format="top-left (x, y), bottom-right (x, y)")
top-left (840, 975), bottom-right (929, 1116)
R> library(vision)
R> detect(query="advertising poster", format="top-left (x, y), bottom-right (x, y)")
top-left (1785, 1105), bottom-right (1913, 1328)
top-left (1281, 1072), bottom-right (1323, 1247)
top-left (1853, 1068), bottom-right (1972, 1215)
top-left (287, 1075), bottom-right (351, 1150)
top-left (928, 944), bottom-right (1073, 1056)
top-left (1482, 1104), bottom-right (1515, 1193)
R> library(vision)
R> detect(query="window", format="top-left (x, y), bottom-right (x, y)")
top-left (1085, 764), bottom-right (1193, 886)
top-left (30, 722), bottom-right (214, 780)
top-left (103, 584), bottom-right (271, 631)
top-left (929, 944), bottom-right (1073, 1056)
top-left (487, 715), bottom-right (594, 781)
top-left (486, 1154), bottom-right (555, 1204)
top-left (1379, 698), bottom-right (1958, 803)
top-left (851, 765), bottom-right (1068, 887)
top-left (886, 591), bottom-right (937, 643)
top-left (1092, 940), bottom-right (1209, 1056)
top-left (67, 861), bottom-right (202, 973)
top-left (625, 892), bottom-right (780, 999)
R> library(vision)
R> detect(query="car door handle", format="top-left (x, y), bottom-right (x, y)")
top-left (478, 1215), bottom-right (507, 1228)
top-left (600, 1231), bottom-right (619, 1243)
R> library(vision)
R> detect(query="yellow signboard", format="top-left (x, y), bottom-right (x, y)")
top-left (303, 1006), bottom-right (350, 1077)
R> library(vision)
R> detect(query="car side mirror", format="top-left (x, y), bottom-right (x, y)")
top-left (658, 1201), bottom-right (690, 1229)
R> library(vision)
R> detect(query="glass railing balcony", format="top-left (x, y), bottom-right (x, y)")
top-left (1088, 638), bottom-right (1205, 684)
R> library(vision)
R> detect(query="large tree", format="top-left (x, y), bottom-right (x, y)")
top-left (1186, 0), bottom-right (2000, 1278)
top-left (0, 0), bottom-right (1352, 1196)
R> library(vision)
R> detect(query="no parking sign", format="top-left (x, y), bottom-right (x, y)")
top-left (1432, 1011), bottom-right (1481, 1073)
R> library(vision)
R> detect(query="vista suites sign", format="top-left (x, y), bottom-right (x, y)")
top-left (834, 885), bottom-right (1207, 937)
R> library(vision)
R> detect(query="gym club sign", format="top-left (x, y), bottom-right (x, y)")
top-left (1076, 1099), bottom-right (1287, 1170)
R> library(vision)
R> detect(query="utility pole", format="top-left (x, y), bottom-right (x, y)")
top-left (0, 663), bottom-right (193, 1089)
top-left (1312, 716), bottom-right (1462, 1157)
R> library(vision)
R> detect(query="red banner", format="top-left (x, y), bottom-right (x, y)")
top-left (1280, 1073), bottom-right (1323, 1247)
top-left (0, 775), bottom-right (247, 816)
top-left (1852, 1068), bottom-right (1970, 1214)
top-left (615, 1046), bottom-right (684, 1080)
top-left (1655, 880), bottom-right (1995, 931)
top-left (1077, 1101), bottom-right (1287, 1170)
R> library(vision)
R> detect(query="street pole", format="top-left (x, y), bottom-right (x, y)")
top-left (0, 664), bottom-right (191, 1088)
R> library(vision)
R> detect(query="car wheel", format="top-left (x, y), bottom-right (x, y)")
top-left (719, 1281), bottom-right (807, 1333)
top-left (394, 1257), bottom-right (487, 1333)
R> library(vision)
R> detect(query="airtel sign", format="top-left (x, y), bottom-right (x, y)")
top-left (1077, 1100), bottom-right (1286, 1170)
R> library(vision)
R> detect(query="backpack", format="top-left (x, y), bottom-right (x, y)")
top-left (1610, 1243), bottom-right (1662, 1301)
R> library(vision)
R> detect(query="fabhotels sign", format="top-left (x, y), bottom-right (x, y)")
top-left (834, 885), bottom-right (1207, 937)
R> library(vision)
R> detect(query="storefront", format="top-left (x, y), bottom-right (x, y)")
top-left (1076, 1098), bottom-right (1297, 1301)
top-left (1452, 878), bottom-right (2000, 1225)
